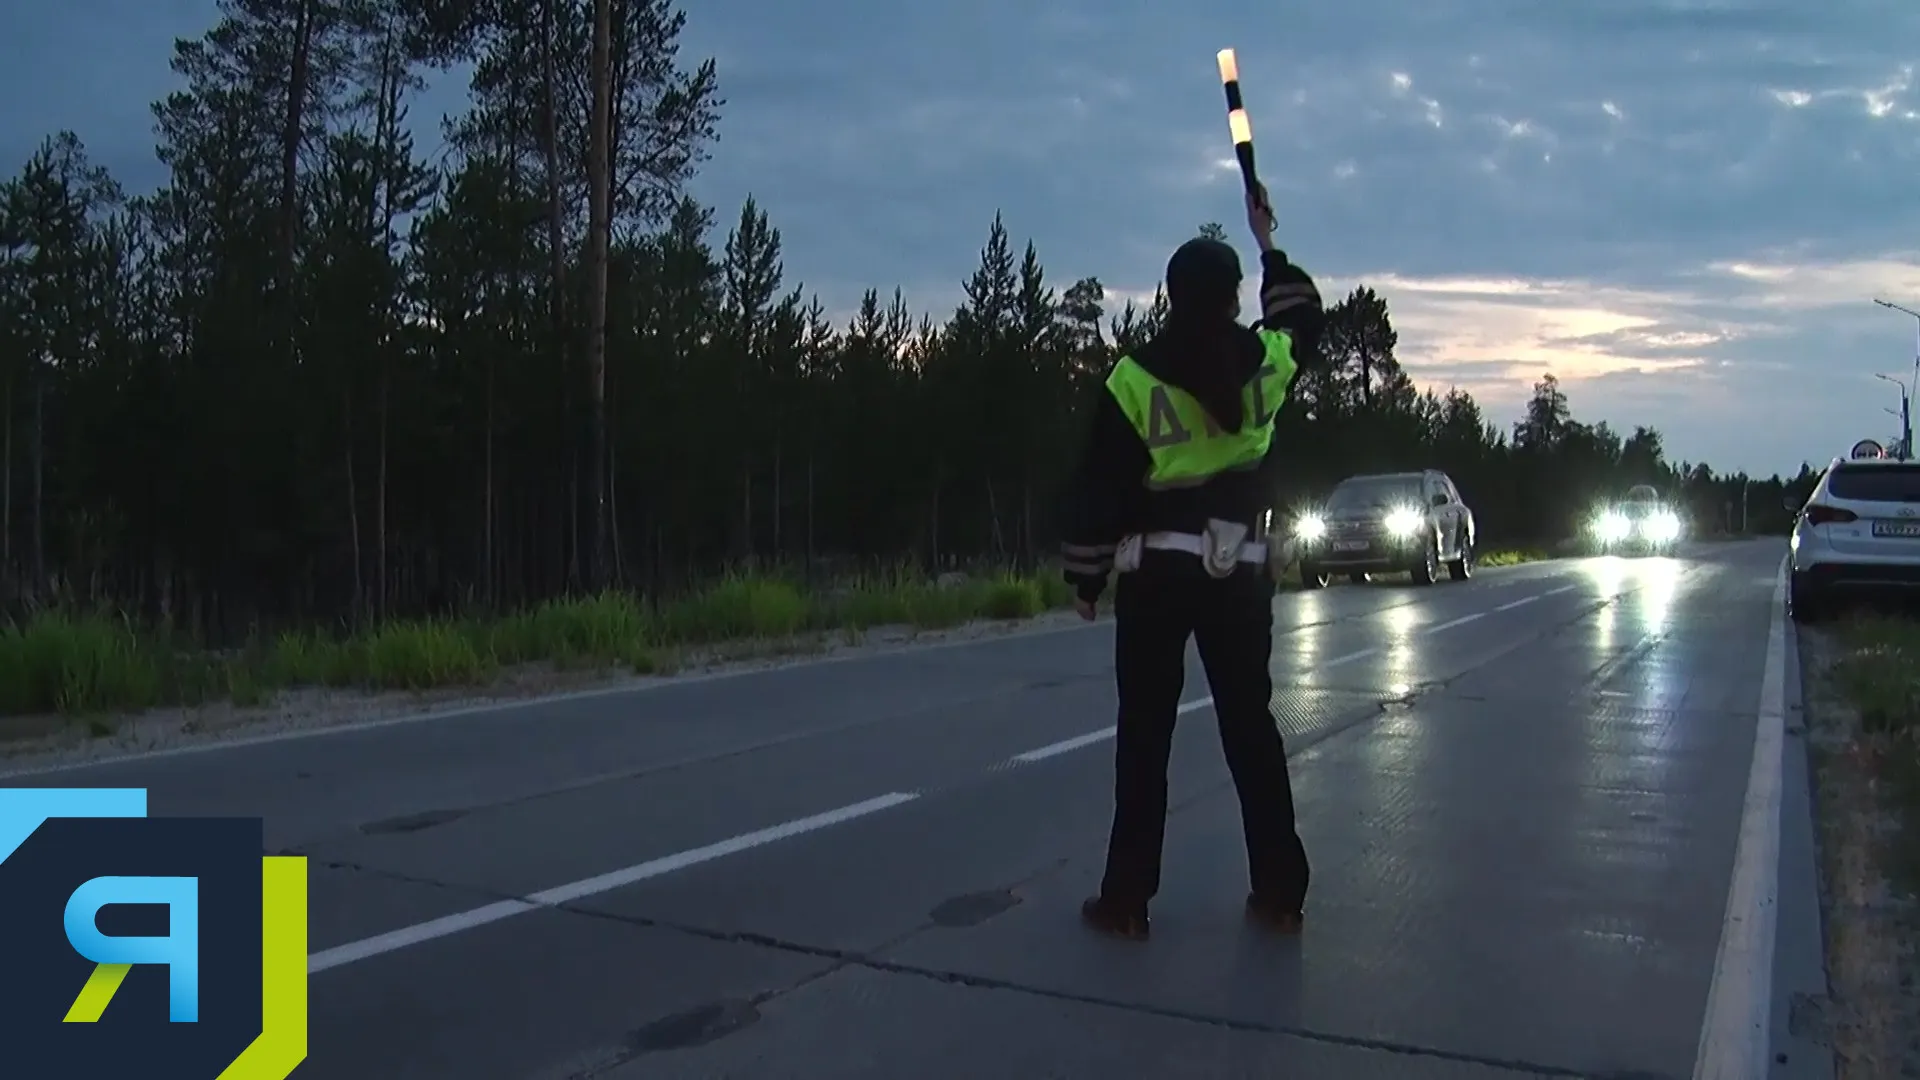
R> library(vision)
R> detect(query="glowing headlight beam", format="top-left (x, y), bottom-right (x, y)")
top-left (1215, 48), bottom-right (1269, 219)
top-left (1642, 511), bottom-right (1681, 541)
top-left (1295, 514), bottom-right (1326, 540)
top-left (1383, 507), bottom-right (1422, 536)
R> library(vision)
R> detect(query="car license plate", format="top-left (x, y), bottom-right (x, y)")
top-left (1332, 540), bottom-right (1369, 551)
top-left (1872, 520), bottom-right (1920, 538)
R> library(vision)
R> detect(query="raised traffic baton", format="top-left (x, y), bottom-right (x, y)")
top-left (1215, 48), bottom-right (1271, 218)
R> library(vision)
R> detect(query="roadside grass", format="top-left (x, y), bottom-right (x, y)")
top-left (1826, 612), bottom-right (1920, 889)
top-left (1478, 547), bottom-right (1548, 568)
top-left (1829, 614), bottom-right (1920, 737)
top-left (0, 567), bottom-right (1077, 719)
top-left (1804, 608), bottom-right (1920, 1080)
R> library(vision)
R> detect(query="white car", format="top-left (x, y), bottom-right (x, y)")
top-left (1291, 469), bottom-right (1477, 588)
top-left (1786, 456), bottom-right (1920, 621)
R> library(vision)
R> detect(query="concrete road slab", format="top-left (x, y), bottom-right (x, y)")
top-left (617, 964), bottom-right (1563, 1080)
top-left (881, 708), bottom-right (1749, 1076)
top-left (305, 907), bottom-right (831, 1080)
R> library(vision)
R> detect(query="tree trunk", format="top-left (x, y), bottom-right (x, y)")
top-left (30, 371), bottom-right (45, 592)
top-left (277, 0), bottom-right (316, 315)
top-left (537, 0), bottom-right (572, 592)
top-left (2, 375), bottom-right (11, 570)
top-left (345, 392), bottom-right (362, 620)
top-left (585, 0), bottom-right (613, 589)
top-left (483, 351), bottom-right (495, 606)
top-left (986, 479), bottom-right (1003, 557)
top-left (929, 476), bottom-right (941, 572)
top-left (609, 430), bottom-right (623, 584)
top-left (377, 372), bottom-right (389, 620)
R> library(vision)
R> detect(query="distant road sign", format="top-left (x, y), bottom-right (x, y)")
top-left (1851, 439), bottom-right (1885, 459)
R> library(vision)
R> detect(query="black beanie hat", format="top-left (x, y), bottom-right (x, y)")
top-left (1165, 237), bottom-right (1242, 314)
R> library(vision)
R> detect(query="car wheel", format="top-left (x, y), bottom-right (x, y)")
top-left (1300, 563), bottom-right (1330, 589)
top-left (1412, 533), bottom-right (1439, 586)
top-left (1788, 573), bottom-right (1829, 623)
top-left (1348, 572), bottom-right (1370, 585)
top-left (1447, 529), bottom-right (1473, 581)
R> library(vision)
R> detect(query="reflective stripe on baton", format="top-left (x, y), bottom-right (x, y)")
top-left (1215, 48), bottom-right (1271, 220)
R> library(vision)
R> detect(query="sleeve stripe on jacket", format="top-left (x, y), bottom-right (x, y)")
top-left (1262, 281), bottom-right (1319, 320)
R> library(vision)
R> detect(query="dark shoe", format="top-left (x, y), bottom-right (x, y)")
top-left (1246, 894), bottom-right (1304, 934)
top-left (1081, 895), bottom-right (1150, 940)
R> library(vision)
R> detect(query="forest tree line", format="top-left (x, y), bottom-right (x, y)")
top-left (0, 0), bottom-right (1806, 640)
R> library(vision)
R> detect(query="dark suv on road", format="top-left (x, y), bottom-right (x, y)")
top-left (1292, 469), bottom-right (1477, 588)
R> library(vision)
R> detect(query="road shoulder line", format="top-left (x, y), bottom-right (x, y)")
top-left (1691, 555), bottom-right (1789, 1078)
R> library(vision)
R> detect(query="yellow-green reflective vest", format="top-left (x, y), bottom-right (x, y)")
top-left (1105, 329), bottom-right (1297, 491)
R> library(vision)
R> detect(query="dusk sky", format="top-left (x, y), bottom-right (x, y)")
top-left (6, 0), bottom-right (1919, 477)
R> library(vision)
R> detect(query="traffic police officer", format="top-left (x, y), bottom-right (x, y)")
top-left (1058, 183), bottom-right (1323, 941)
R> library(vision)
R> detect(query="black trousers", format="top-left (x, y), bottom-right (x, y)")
top-left (1098, 550), bottom-right (1311, 910)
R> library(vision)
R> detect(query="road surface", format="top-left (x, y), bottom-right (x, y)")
top-left (7, 540), bottom-right (1825, 1079)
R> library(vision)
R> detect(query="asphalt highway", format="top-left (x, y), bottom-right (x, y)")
top-left (9, 541), bottom-right (1809, 1079)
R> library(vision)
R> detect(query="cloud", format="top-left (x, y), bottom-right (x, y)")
top-left (10, 0), bottom-right (1920, 473)
top-left (679, 0), bottom-right (1920, 474)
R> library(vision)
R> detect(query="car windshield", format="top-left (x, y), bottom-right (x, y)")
top-left (1327, 477), bottom-right (1422, 509)
top-left (1827, 464), bottom-right (1920, 503)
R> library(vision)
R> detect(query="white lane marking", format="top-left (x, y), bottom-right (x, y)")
top-left (1322, 647), bottom-right (1378, 667)
top-left (1691, 557), bottom-right (1788, 1079)
top-left (1427, 612), bottom-right (1484, 633)
top-left (1010, 727), bottom-right (1115, 764)
top-left (1544, 584), bottom-right (1576, 596)
top-left (307, 791), bottom-right (919, 974)
top-left (1494, 595), bottom-right (1539, 612)
top-left (1004, 697), bottom-right (1215, 766)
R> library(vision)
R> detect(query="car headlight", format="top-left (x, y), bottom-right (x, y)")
top-left (1592, 512), bottom-right (1630, 541)
top-left (1641, 511), bottom-right (1680, 541)
top-left (1383, 507), bottom-right (1421, 536)
top-left (1294, 514), bottom-right (1326, 540)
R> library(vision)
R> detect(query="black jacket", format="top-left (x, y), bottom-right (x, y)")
top-left (1057, 247), bottom-right (1325, 603)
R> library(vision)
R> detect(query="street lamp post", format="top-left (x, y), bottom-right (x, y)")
top-left (1866, 297), bottom-right (1912, 453)
top-left (1875, 374), bottom-right (1912, 460)
top-left (1871, 300), bottom-right (1920, 392)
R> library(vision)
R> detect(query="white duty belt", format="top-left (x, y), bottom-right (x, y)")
top-left (1141, 531), bottom-right (1268, 563)
top-left (1115, 518), bottom-right (1268, 580)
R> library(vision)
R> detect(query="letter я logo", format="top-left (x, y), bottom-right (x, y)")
top-left (0, 815), bottom-right (265, 1079)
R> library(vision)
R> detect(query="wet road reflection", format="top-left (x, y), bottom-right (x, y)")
top-left (1377, 601), bottom-right (1421, 689)
top-left (1282, 590), bottom-right (1328, 670)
